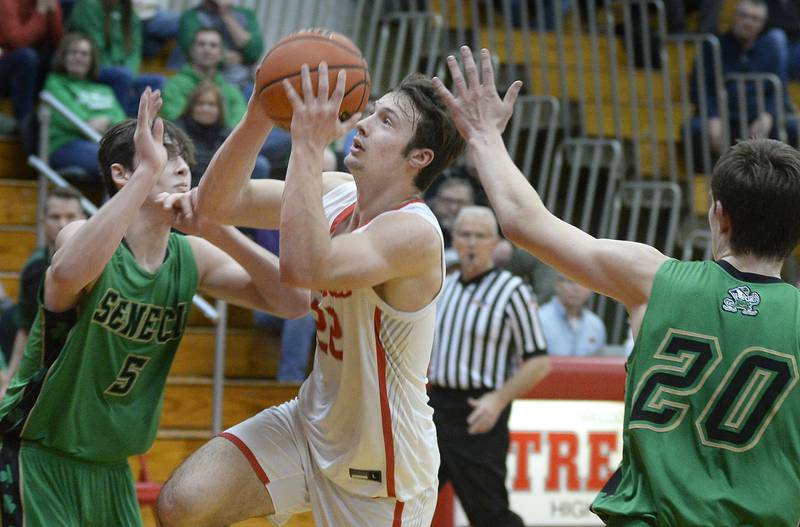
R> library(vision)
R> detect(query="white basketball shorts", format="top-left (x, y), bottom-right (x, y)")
top-left (221, 398), bottom-right (437, 527)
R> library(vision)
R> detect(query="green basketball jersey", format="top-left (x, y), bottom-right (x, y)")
top-left (592, 259), bottom-right (800, 526)
top-left (0, 234), bottom-right (198, 463)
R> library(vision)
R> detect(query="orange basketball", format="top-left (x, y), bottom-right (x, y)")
top-left (257, 29), bottom-right (371, 129)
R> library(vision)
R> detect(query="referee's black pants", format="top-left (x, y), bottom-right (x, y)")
top-left (430, 386), bottom-right (525, 527)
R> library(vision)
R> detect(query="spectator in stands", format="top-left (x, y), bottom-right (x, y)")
top-left (175, 81), bottom-right (269, 186)
top-left (0, 0), bottom-right (64, 133)
top-left (162, 28), bottom-right (246, 128)
top-left (538, 273), bottom-right (607, 356)
top-left (429, 206), bottom-right (550, 527)
top-left (134, 0), bottom-right (180, 60)
top-left (0, 186), bottom-right (86, 398)
top-left (689, 0), bottom-right (797, 157)
top-left (67, 0), bottom-right (164, 116)
top-left (766, 0), bottom-right (800, 80)
top-left (177, 0), bottom-right (263, 95)
top-left (46, 32), bottom-right (126, 180)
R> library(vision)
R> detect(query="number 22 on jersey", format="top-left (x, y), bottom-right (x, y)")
top-left (311, 299), bottom-right (344, 361)
top-left (629, 328), bottom-right (799, 452)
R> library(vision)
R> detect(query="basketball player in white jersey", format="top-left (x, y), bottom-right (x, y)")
top-left (157, 63), bottom-right (466, 526)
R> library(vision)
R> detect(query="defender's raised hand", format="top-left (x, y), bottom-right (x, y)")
top-left (432, 47), bottom-right (522, 141)
top-left (282, 62), bottom-right (361, 149)
top-left (133, 87), bottom-right (168, 174)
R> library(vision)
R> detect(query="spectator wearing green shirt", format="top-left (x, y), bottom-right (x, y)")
top-left (177, 0), bottom-right (263, 94)
top-left (46, 32), bottom-right (126, 180)
top-left (67, 0), bottom-right (163, 115)
top-left (162, 28), bottom-right (246, 128)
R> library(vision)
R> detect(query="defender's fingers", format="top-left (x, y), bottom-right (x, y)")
top-left (432, 77), bottom-right (459, 111)
top-left (154, 192), bottom-right (170, 206)
top-left (461, 46), bottom-right (480, 89)
top-left (136, 87), bottom-right (152, 130)
top-left (179, 194), bottom-right (193, 217)
top-left (300, 63), bottom-right (314, 101)
top-left (317, 62), bottom-right (329, 102)
top-left (161, 192), bottom-right (181, 210)
top-left (446, 55), bottom-right (468, 99)
top-left (152, 117), bottom-right (164, 144)
top-left (503, 80), bottom-right (523, 108)
top-left (480, 48), bottom-right (496, 90)
top-left (282, 79), bottom-right (303, 109)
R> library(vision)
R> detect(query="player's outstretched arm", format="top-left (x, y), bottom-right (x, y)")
top-left (161, 190), bottom-right (309, 317)
top-left (46, 88), bottom-right (168, 313)
top-left (433, 47), bottom-right (667, 309)
top-left (195, 80), bottom-right (285, 229)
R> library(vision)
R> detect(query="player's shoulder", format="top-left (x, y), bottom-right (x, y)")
top-left (322, 171), bottom-right (354, 194)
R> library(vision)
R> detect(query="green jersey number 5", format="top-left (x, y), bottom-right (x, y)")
top-left (105, 354), bottom-right (151, 397)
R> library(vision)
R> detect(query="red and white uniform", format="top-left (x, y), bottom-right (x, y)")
top-left (298, 182), bottom-right (443, 501)
top-left (223, 182), bottom-right (443, 525)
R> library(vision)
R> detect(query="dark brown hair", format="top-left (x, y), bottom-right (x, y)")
top-left (395, 74), bottom-right (466, 192)
top-left (711, 138), bottom-right (800, 259)
top-left (98, 119), bottom-right (196, 197)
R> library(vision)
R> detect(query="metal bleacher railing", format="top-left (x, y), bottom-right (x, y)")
top-left (31, 91), bottom-right (230, 434)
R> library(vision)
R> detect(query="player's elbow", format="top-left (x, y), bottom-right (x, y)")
top-left (47, 257), bottom-right (82, 290)
top-left (280, 259), bottom-right (320, 290)
top-left (195, 186), bottom-right (228, 224)
top-left (156, 481), bottom-right (205, 527)
top-left (276, 290), bottom-right (311, 320)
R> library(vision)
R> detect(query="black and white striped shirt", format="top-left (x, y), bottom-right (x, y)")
top-left (430, 268), bottom-right (547, 390)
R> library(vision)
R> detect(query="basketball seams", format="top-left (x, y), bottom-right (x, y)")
top-left (264, 34), bottom-right (363, 61)
top-left (257, 64), bottom-right (368, 94)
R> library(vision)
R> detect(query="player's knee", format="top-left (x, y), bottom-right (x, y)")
top-left (157, 478), bottom-right (208, 527)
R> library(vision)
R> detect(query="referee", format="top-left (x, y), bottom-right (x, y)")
top-left (430, 206), bottom-right (550, 527)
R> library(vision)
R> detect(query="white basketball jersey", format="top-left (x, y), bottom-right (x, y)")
top-left (297, 182), bottom-right (443, 501)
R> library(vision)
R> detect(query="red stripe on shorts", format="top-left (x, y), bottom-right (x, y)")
top-left (219, 432), bottom-right (270, 485)
top-left (393, 501), bottom-right (405, 527)
top-left (373, 307), bottom-right (397, 498)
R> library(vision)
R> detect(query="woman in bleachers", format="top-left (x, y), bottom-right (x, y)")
top-left (45, 32), bottom-right (125, 181)
top-left (175, 81), bottom-right (269, 187)
top-left (67, 0), bottom-right (163, 116)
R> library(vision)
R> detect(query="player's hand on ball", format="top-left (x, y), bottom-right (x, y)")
top-left (282, 62), bottom-right (361, 148)
top-left (432, 47), bottom-right (522, 140)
